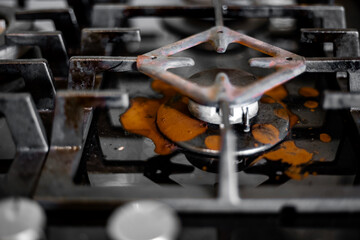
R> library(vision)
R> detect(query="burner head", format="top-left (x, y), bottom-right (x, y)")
top-left (188, 68), bottom-right (259, 125)
top-left (188, 100), bottom-right (258, 125)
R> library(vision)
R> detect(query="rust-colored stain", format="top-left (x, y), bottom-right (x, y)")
top-left (252, 124), bottom-right (280, 145)
top-left (265, 85), bottom-right (288, 101)
top-left (157, 95), bottom-right (208, 142)
top-left (255, 141), bottom-right (314, 180)
top-left (205, 135), bottom-right (221, 151)
top-left (274, 108), bottom-right (288, 120)
top-left (285, 166), bottom-right (310, 180)
top-left (262, 141), bottom-right (313, 165)
top-left (320, 133), bottom-right (332, 143)
top-left (263, 85), bottom-right (299, 128)
top-left (260, 96), bottom-right (275, 104)
top-left (151, 79), bottom-right (178, 97)
top-left (284, 105), bottom-right (299, 128)
top-left (120, 97), bottom-right (175, 155)
top-left (299, 87), bottom-right (319, 97)
top-left (304, 100), bottom-right (319, 109)
top-left (120, 79), bottom-right (207, 155)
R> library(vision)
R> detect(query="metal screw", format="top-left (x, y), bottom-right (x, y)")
top-left (242, 107), bottom-right (250, 132)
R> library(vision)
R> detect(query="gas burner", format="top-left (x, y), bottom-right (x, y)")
top-left (187, 68), bottom-right (259, 126)
top-left (134, 0), bottom-right (303, 157)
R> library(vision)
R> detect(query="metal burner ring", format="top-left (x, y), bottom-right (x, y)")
top-left (188, 99), bottom-right (258, 124)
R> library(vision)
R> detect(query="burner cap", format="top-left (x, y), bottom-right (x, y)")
top-left (188, 68), bottom-right (259, 124)
top-left (188, 99), bottom-right (258, 125)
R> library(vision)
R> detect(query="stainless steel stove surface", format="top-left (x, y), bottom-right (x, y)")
top-left (1, 0), bottom-right (360, 240)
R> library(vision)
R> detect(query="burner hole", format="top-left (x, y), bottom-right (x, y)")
top-left (217, 30), bottom-right (223, 34)
top-left (286, 57), bottom-right (293, 61)
top-left (151, 56), bottom-right (157, 60)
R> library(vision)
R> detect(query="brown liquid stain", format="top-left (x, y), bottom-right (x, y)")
top-left (263, 85), bottom-right (299, 128)
top-left (260, 96), bottom-right (275, 104)
top-left (320, 133), bottom-right (332, 143)
top-left (151, 79), bottom-right (178, 97)
top-left (304, 100), bottom-right (318, 109)
top-left (252, 124), bottom-right (280, 145)
top-left (274, 108), bottom-right (288, 120)
top-left (299, 87), bottom-right (319, 98)
top-left (121, 80), bottom-right (207, 155)
top-left (156, 95), bottom-right (208, 142)
top-left (120, 97), bottom-right (175, 155)
top-left (261, 141), bottom-right (313, 165)
top-left (285, 166), bottom-right (310, 180)
top-left (265, 85), bottom-right (288, 101)
top-left (280, 102), bottom-right (299, 128)
top-left (205, 135), bottom-right (221, 151)
top-left (254, 141), bottom-right (314, 180)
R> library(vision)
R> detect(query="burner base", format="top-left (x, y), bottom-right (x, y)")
top-left (158, 96), bottom-right (290, 156)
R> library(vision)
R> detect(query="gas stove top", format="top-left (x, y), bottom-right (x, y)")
top-left (1, 0), bottom-right (360, 239)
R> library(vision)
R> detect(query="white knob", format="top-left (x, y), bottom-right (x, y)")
top-left (0, 198), bottom-right (46, 240)
top-left (107, 201), bottom-right (180, 240)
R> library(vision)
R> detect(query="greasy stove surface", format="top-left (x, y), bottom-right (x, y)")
top-left (1, 0), bottom-right (360, 240)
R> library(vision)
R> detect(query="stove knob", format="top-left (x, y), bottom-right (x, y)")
top-left (0, 198), bottom-right (46, 240)
top-left (107, 201), bottom-right (180, 240)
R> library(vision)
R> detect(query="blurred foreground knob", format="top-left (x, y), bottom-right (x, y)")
top-left (0, 198), bottom-right (46, 240)
top-left (107, 201), bottom-right (180, 240)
